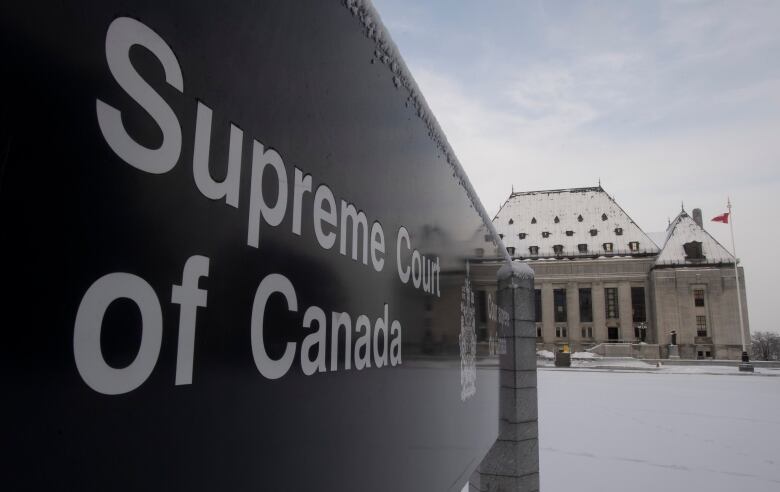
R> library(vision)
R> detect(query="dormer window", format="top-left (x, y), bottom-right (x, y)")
top-left (578, 244), bottom-right (588, 253)
top-left (589, 229), bottom-right (598, 236)
top-left (531, 217), bottom-right (537, 224)
top-left (508, 218), bottom-right (514, 225)
top-left (603, 242), bottom-right (614, 252)
top-left (601, 213), bottom-right (608, 221)
top-left (529, 246), bottom-right (539, 255)
top-left (506, 246), bottom-right (516, 256)
top-left (565, 230), bottom-right (574, 236)
top-left (553, 244), bottom-right (564, 256)
top-left (629, 241), bottom-right (639, 252)
top-left (498, 234), bottom-right (504, 239)
top-left (542, 231), bottom-right (550, 238)
top-left (577, 215), bottom-right (583, 222)
top-left (614, 227), bottom-right (623, 235)
top-left (683, 241), bottom-right (704, 260)
top-left (518, 233), bottom-right (527, 240)
top-left (554, 216), bottom-right (560, 223)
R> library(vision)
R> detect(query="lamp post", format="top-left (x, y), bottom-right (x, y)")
top-left (637, 322), bottom-right (647, 343)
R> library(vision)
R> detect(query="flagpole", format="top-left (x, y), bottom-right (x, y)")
top-left (727, 198), bottom-right (752, 371)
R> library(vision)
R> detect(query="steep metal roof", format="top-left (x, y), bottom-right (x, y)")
top-left (655, 211), bottom-right (734, 266)
top-left (492, 187), bottom-right (659, 258)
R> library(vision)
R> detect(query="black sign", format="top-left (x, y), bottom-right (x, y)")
top-left (1, 2), bottom-right (499, 490)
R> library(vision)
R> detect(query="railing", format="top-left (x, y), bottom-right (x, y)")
top-left (654, 258), bottom-right (735, 267)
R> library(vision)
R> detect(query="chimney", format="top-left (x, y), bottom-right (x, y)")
top-left (692, 208), bottom-right (703, 228)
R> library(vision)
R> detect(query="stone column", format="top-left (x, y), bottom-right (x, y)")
top-left (566, 282), bottom-right (580, 348)
top-left (592, 282), bottom-right (607, 342)
top-left (618, 283), bottom-right (633, 341)
top-left (472, 261), bottom-right (539, 492)
top-left (541, 283), bottom-right (555, 344)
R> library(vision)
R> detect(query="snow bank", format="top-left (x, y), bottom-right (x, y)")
top-left (571, 351), bottom-right (598, 360)
top-left (537, 350), bottom-right (555, 360)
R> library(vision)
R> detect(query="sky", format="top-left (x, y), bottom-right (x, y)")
top-left (372, 0), bottom-right (780, 335)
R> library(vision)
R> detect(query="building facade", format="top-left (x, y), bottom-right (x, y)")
top-left (473, 187), bottom-right (749, 360)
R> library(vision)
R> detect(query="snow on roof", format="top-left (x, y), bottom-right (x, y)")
top-left (493, 187), bottom-right (659, 258)
top-left (655, 211), bottom-right (734, 265)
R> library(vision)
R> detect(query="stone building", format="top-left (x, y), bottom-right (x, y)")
top-left (472, 186), bottom-right (749, 360)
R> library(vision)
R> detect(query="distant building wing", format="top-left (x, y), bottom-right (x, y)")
top-left (655, 211), bottom-right (734, 266)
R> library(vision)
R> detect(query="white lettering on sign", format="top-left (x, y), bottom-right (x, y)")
top-left (396, 226), bottom-right (440, 296)
top-left (249, 273), bottom-right (402, 380)
top-left (487, 293), bottom-right (510, 331)
top-left (74, 272), bottom-right (163, 395)
top-left (96, 17), bottom-right (183, 174)
top-left (76, 16), bottom-right (460, 394)
top-left (171, 255), bottom-right (210, 386)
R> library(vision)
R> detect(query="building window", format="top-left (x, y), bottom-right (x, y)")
top-left (518, 232), bottom-right (526, 239)
top-left (601, 213), bottom-right (608, 221)
top-left (696, 315), bottom-right (707, 336)
top-left (535, 289), bottom-right (542, 322)
top-left (529, 245), bottom-right (539, 255)
top-left (581, 326), bottom-right (593, 338)
top-left (531, 217), bottom-right (537, 224)
top-left (631, 287), bottom-right (646, 322)
top-left (590, 229), bottom-right (598, 236)
top-left (506, 246), bottom-right (515, 256)
top-left (554, 288), bottom-right (567, 322)
top-left (614, 227), bottom-right (623, 235)
top-left (566, 230), bottom-right (574, 236)
top-left (694, 289), bottom-right (705, 307)
top-left (577, 243), bottom-right (588, 253)
top-left (536, 325), bottom-right (542, 338)
top-left (542, 231), bottom-right (550, 238)
top-left (477, 291), bottom-right (488, 323)
top-left (603, 242), bottom-right (613, 252)
top-left (579, 288), bottom-right (593, 322)
top-left (683, 241), bottom-right (704, 260)
top-left (605, 288), bottom-right (619, 318)
top-left (554, 216), bottom-right (560, 223)
top-left (577, 214), bottom-right (584, 222)
top-left (555, 325), bottom-right (568, 338)
top-left (553, 244), bottom-right (564, 256)
top-left (508, 218), bottom-right (514, 225)
top-left (629, 241), bottom-right (639, 252)
top-left (499, 234), bottom-right (504, 239)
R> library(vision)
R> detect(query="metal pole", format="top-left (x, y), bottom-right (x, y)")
top-left (728, 198), bottom-right (752, 371)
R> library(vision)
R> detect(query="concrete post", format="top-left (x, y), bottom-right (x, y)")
top-left (471, 260), bottom-right (539, 492)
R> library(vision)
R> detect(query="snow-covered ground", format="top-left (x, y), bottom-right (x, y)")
top-left (538, 369), bottom-right (780, 492)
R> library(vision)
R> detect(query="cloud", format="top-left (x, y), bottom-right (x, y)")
top-left (376, 0), bottom-right (780, 332)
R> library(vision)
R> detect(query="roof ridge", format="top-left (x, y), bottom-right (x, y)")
top-left (510, 186), bottom-right (604, 197)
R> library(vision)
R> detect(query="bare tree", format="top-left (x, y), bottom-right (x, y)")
top-left (751, 331), bottom-right (780, 361)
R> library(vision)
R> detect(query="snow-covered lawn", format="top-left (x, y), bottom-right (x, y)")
top-left (538, 369), bottom-right (780, 492)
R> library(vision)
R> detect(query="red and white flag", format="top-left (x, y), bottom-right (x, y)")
top-left (711, 212), bottom-right (729, 224)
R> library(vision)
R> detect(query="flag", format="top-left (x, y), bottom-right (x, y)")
top-left (712, 212), bottom-right (729, 224)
